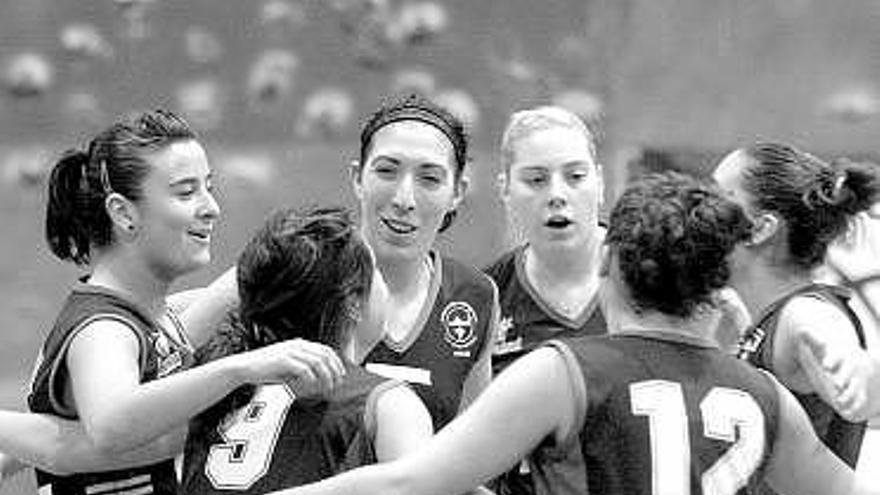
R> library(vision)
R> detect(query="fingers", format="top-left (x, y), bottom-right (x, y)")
top-left (241, 339), bottom-right (347, 397)
top-left (271, 339), bottom-right (346, 395)
top-left (288, 339), bottom-right (346, 390)
top-left (810, 345), bottom-right (873, 422)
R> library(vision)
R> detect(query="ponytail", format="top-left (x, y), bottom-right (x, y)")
top-left (43, 109), bottom-right (197, 266)
top-left (742, 142), bottom-right (880, 269)
top-left (45, 149), bottom-right (96, 265)
top-left (834, 159), bottom-right (880, 216)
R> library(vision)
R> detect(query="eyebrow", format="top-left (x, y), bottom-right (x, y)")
top-left (169, 173), bottom-right (211, 188)
top-left (369, 155), bottom-right (401, 166)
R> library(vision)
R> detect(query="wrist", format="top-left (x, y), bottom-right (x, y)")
top-left (214, 353), bottom-right (249, 388)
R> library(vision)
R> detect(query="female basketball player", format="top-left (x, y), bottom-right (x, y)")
top-left (0, 110), bottom-right (345, 494)
top-left (712, 142), bottom-right (880, 493)
top-left (259, 171), bottom-right (877, 495)
top-left (180, 206), bottom-right (432, 494)
top-left (352, 94), bottom-right (498, 430)
top-left (482, 106), bottom-right (605, 495)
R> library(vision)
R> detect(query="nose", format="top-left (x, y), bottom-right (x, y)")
top-left (391, 173), bottom-right (416, 213)
top-left (199, 188), bottom-right (221, 220)
top-left (547, 174), bottom-right (567, 209)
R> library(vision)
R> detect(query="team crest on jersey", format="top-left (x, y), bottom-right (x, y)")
top-left (441, 301), bottom-right (478, 357)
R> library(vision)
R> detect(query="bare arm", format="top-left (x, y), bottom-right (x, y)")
top-left (67, 321), bottom-right (345, 454)
top-left (267, 346), bottom-right (578, 495)
top-left (173, 266), bottom-right (239, 349)
top-left (781, 297), bottom-right (877, 421)
top-left (0, 452), bottom-right (27, 483)
top-left (0, 410), bottom-right (184, 475)
top-left (763, 377), bottom-right (879, 495)
top-left (373, 384), bottom-right (433, 461)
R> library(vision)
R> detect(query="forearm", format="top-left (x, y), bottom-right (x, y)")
top-left (0, 411), bottom-right (182, 475)
top-left (83, 357), bottom-right (245, 453)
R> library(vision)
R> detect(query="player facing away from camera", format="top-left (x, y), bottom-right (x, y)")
top-left (180, 206), bottom-right (432, 494)
top-left (260, 171), bottom-right (879, 495)
top-left (483, 106), bottom-right (607, 495)
top-left (713, 142), bottom-right (880, 495)
top-left (352, 94), bottom-right (499, 430)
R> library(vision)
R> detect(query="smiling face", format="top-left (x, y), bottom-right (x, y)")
top-left (354, 120), bottom-right (462, 263)
top-left (502, 126), bottom-right (602, 253)
top-left (134, 139), bottom-right (220, 281)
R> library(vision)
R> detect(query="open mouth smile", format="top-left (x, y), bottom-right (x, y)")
top-left (381, 217), bottom-right (417, 235)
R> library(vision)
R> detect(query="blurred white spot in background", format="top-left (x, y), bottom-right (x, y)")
top-left (297, 87), bottom-right (356, 139)
top-left (4, 52), bottom-right (54, 98)
top-left (259, 0), bottom-right (308, 35)
top-left (392, 1), bottom-right (449, 46)
top-left (184, 25), bottom-right (224, 65)
top-left (1, 146), bottom-right (52, 188)
top-left (433, 88), bottom-right (481, 131)
top-left (821, 86), bottom-right (880, 124)
top-left (176, 79), bottom-right (225, 132)
top-left (247, 49), bottom-right (300, 108)
top-left (60, 23), bottom-right (114, 61)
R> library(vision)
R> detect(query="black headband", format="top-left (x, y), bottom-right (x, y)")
top-left (360, 95), bottom-right (466, 164)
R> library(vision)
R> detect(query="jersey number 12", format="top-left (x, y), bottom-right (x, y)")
top-left (630, 380), bottom-right (765, 495)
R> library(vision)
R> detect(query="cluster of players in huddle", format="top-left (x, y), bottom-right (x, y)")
top-left (0, 94), bottom-right (877, 495)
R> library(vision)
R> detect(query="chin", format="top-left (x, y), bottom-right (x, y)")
top-left (374, 240), bottom-right (423, 263)
top-left (182, 252), bottom-right (212, 274)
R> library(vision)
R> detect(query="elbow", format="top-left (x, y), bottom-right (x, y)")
top-left (89, 431), bottom-right (134, 457)
top-left (42, 456), bottom-right (76, 477)
top-left (86, 419), bottom-right (142, 456)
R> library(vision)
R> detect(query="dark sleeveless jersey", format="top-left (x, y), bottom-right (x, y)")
top-left (532, 332), bottom-right (781, 495)
top-left (27, 282), bottom-right (181, 495)
top-left (484, 246), bottom-right (607, 495)
top-left (180, 365), bottom-right (400, 495)
top-left (483, 245), bottom-right (607, 375)
top-left (736, 283), bottom-right (867, 495)
top-left (363, 253), bottom-right (496, 430)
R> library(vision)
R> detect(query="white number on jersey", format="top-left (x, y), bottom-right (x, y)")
top-left (205, 384), bottom-right (294, 490)
top-left (630, 380), bottom-right (765, 495)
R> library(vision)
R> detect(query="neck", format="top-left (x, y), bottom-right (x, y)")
top-left (525, 238), bottom-right (601, 288)
top-left (617, 307), bottom-right (717, 339)
top-left (375, 252), bottom-right (432, 296)
top-left (730, 259), bottom-right (812, 317)
top-left (88, 250), bottom-right (172, 321)
top-left (601, 277), bottom-right (715, 341)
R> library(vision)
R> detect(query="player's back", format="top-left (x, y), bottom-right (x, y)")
top-left (181, 365), bottom-right (400, 495)
top-left (535, 332), bottom-right (781, 495)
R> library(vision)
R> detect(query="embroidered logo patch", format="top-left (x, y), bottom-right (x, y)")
top-left (441, 301), bottom-right (478, 356)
